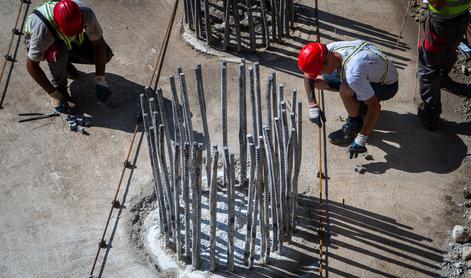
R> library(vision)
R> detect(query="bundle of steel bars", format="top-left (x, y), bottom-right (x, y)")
top-left (183, 0), bottom-right (297, 51)
top-left (139, 62), bottom-right (302, 272)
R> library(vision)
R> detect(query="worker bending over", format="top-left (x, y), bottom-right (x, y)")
top-left (417, 0), bottom-right (470, 128)
top-left (298, 40), bottom-right (399, 158)
top-left (25, 0), bottom-right (113, 113)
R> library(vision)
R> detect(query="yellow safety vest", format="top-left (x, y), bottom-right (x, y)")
top-left (332, 41), bottom-right (389, 85)
top-left (25, 0), bottom-right (84, 50)
top-left (428, 0), bottom-right (470, 19)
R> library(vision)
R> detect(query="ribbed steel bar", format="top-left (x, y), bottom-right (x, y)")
top-left (290, 89), bottom-right (297, 117)
top-left (239, 61), bottom-right (247, 187)
top-left (254, 63), bottom-right (263, 137)
top-left (182, 142), bottom-right (191, 260)
top-left (209, 146), bottom-right (219, 272)
top-left (192, 143), bottom-right (203, 269)
top-left (293, 102), bottom-right (302, 228)
top-left (259, 0), bottom-right (270, 48)
top-left (232, 0), bottom-right (242, 51)
top-left (221, 62), bottom-right (228, 147)
top-left (274, 116), bottom-right (284, 248)
top-left (222, 0), bottom-right (231, 51)
top-left (178, 72), bottom-right (194, 146)
top-left (169, 75), bottom-right (183, 145)
top-left (248, 67), bottom-right (257, 141)
top-left (280, 105), bottom-right (289, 235)
top-left (248, 145), bottom-right (261, 268)
top-left (174, 142), bottom-right (182, 260)
top-left (227, 151), bottom-right (236, 272)
top-left (262, 127), bottom-right (279, 252)
top-left (203, 0), bottom-right (211, 43)
top-left (286, 126), bottom-right (294, 242)
top-left (245, 0), bottom-right (256, 51)
top-left (259, 136), bottom-right (269, 264)
top-left (243, 136), bottom-right (256, 265)
top-left (195, 65), bottom-right (212, 190)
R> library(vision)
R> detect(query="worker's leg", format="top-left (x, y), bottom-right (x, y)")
top-left (440, 13), bottom-right (469, 77)
top-left (339, 82), bottom-right (359, 117)
top-left (328, 82), bottom-right (362, 146)
top-left (69, 34), bottom-right (113, 65)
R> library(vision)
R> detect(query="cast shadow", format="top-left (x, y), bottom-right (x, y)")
top-left (69, 72), bottom-right (204, 143)
top-left (364, 110), bottom-right (470, 174)
top-left (298, 195), bottom-right (443, 277)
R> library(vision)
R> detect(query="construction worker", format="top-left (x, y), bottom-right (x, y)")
top-left (298, 40), bottom-right (399, 158)
top-left (24, 0), bottom-right (113, 113)
top-left (417, 0), bottom-right (470, 128)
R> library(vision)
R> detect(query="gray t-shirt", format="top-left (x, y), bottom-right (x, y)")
top-left (26, 0), bottom-right (103, 62)
top-left (327, 40), bottom-right (398, 101)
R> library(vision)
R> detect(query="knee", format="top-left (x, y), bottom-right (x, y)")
top-left (339, 83), bottom-right (355, 98)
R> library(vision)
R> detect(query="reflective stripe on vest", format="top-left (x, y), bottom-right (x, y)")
top-left (333, 42), bottom-right (389, 85)
top-left (428, 0), bottom-right (470, 18)
top-left (25, 0), bottom-right (84, 50)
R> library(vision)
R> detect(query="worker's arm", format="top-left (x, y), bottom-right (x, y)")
top-left (304, 75), bottom-right (327, 128)
top-left (428, 0), bottom-right (446, 9)
top-left (360, 95), bottom-right (381, 137)
top-left (26, 58), bottom-right (56, 95)
top-left (90, 36), bottom-right (106, 76)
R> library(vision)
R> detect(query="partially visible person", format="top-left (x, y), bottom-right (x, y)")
top-left (298, 40), bottom-right (399, 158)
top-left (24, 0), bottom-right (113, 113)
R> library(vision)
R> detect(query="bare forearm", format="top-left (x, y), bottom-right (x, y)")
top-left (360, 107), bottom-right (380, 136)
top-left (92, 37), bottom-right (106, 76)
top-left (26, 59), bottom-right (55, 95)
top-left (304, 77), bottom-right (318, 106)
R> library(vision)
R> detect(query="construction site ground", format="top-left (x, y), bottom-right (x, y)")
top-left (1, 0), bottom-right (470, 277)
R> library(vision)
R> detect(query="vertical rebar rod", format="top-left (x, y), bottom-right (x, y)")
top-left (259, 136), bottom-right (270, 263)
top-left (140, 94), bottom-right (165, 235)
top-left (182, 142), bottom-right (191, 260)
top-left (232, 0), bottom-right (242, 51)
top-left (174, 143), bottom-right (182, 260)
top-left (221, 62), bottom-right (228, 147)
top-left (281, 106), bottom-right (289, 235)
top-left (254, 63), bottom-right (263, 138)
top-left (270, 0), bottom-right (277, 41)
top-left (192, 143), bottom-right (203, 269)
top-left (158, 123), bottom-right (176, 240)
top-left (294, 102), bottom-right (302, 228)
top-left (286, 126), bottom-right (294, 242)
top-left (245, 0), bottom-right (256, 50)
top-left (239, 62), bottom-right (247, 187)
top-left (248, 145), bottom-right (261, 268)
top-left (223, 0), bottom-right (231, 51)
top-left (227, 151), bottom-right (236, 272)
top-left (209, 146), bottom-right (219, 272)
top-left (278, 84), bottom-right (284, 111)
top-left (248, 67), bottom-right (258, 142)
top-left (204, 0), bottom-right (211, 43)
top-left (259, 0), bottom-right (270, 48)
top-left (290, 89), bottom-right (297, 117)
top-left (195, 65), bottom-right (212, 191)
top-left (243, 136), bottom-right (256, 265)
top-left (169, 75), bottom-right (183, 146)
top-left (265, 76), bottom-right (273, 136)
top-left (179, 72), bottom-right (194, 146)
top-left (274, 117), bottom-right (284, 249)
top-left (262, 127), bottom-right (279, 252)
top-left (195, 0), bottom-right (201, 38)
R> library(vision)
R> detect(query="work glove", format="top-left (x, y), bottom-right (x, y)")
top-left (95, 76), bottom-right (112, 104)
top-left (50, 90), bottom-right (76, 114)
top-left (348, 133), bottom-right (368, 159)
top-left (309, 107), bottom-right (326, 128)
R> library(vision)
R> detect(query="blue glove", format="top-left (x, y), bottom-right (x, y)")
top-left (96, 84), bottom-right (112, 104)
top-left (348, 141), bottom-right (367, 159)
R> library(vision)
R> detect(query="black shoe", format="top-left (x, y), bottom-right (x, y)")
top-left (67, 63), bottom-right (79, 80)
top-left (328, 118), bottom-right (363, 146)
top-left (418, 102), bottom-right (440, 129)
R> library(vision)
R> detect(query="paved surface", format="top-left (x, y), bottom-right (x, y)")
top-left (0, 0), bottom-right (469, 277)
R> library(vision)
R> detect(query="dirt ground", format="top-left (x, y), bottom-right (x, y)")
top-left (0, 0), bottom-right (470, 277)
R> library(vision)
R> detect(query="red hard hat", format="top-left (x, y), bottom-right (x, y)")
top-left (53, 0), bottom-right (83, 36)
top-left (298, 42), bottom-right (328, 79)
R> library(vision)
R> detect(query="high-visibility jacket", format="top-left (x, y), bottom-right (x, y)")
top-left (428, 0), bottom-right (470, 19)
top-left (25, 0), bottom-right (84, 50)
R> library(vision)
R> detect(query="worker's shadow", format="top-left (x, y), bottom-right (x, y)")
top-left (69, 73), bottom-right (142, 133)
top-left (69, 73), bottom-right (204, 143)
top-left (364, 110), bottom-right (470, 174)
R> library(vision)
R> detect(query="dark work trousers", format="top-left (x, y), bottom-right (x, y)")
top-left (47, 36), bottom-right (113, 88)
top-left (418, 11), bottom-right (469, 115)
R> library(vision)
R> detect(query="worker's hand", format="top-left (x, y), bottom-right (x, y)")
top-left (348, 133), bottom-right (368, 159)
top-left (95, 76), bottom-right (112, 104)
top-left (309, 107), bottom-right (326, 128)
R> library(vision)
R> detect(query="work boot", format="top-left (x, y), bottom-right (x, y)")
top-left (50, 89), bottom-right (77, 114)
top-left (328, 116), bottom-right (363, 146)
top-left (418, 102), bottom-right (440, 129)
top-left (67, 63), bottom-right (79, 80)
